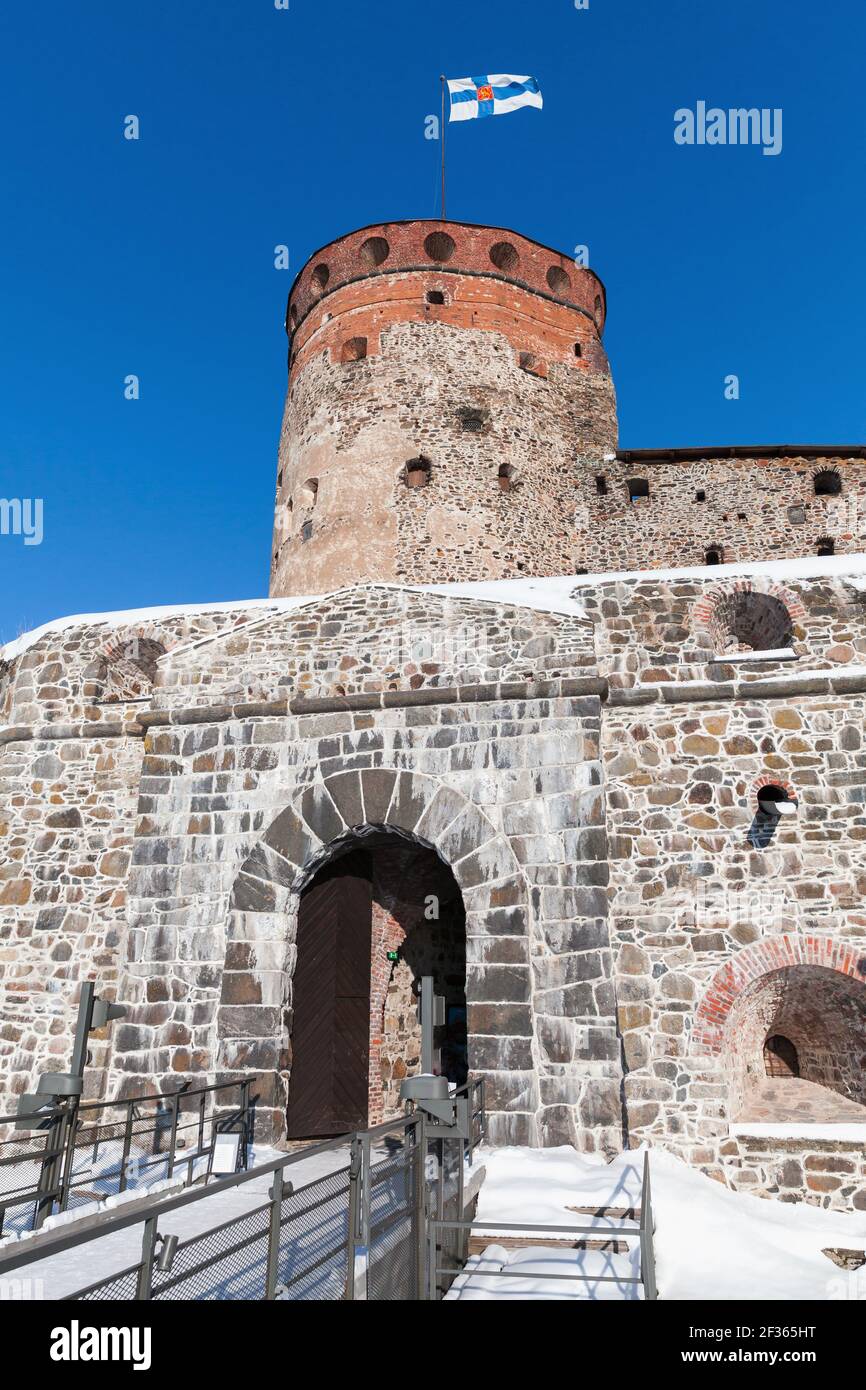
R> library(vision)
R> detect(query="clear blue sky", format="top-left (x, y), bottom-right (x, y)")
top-left (2, 0), bottom-right (864, 642)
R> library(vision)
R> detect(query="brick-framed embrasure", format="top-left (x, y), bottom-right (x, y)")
top-left (690, 578), bottom-right (807, 653)
top-left (693, 934), bottom-right (866, 1057)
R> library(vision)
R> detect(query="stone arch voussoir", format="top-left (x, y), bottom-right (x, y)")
top-left (229, 768), bottom-right (523, 911)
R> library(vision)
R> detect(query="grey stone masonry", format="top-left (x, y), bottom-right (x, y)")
top-left (2, 562), bottom-right (866, 1211)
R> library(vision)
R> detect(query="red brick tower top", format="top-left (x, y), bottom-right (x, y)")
top-left (270, 220), bottom-right (617, 595)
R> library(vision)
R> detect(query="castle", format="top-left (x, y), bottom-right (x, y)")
top-left (2, 220), bottom-right (865, 1210)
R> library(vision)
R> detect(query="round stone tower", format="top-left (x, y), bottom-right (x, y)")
top-left (270, 219), bottom-right (617, 596)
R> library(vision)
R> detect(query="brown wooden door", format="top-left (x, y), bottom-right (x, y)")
top-left (285, 849), bottom-right (372, 1138)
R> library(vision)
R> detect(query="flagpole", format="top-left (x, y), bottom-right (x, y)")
top-left (440, 74), bottom-right (447, 220)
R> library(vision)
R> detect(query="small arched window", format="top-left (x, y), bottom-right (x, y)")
top-left (709, 589), bottom-right (794, 653)
top-left (301, 478), bottom-right (319, 509)
top-left (498, 463), bottom-right (515, 492)
top-left (705, 546), bottom-right (723, 566)
top-left (816, 536), bottom-right (835, 556)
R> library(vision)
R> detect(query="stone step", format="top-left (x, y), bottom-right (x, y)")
top-left (468, 1234), bottom-right (632, 1255)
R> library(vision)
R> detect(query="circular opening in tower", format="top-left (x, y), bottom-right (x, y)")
top-left (489, 240), bottom-right (520, 274)
top-left (311, 263), bottom-right (330, 293)
top-left (359, 235), bottom-right (390, 269)
top-left (546, 265), bottom-right (571, 295)
top-left (424, 231), bottom-right (456, 263)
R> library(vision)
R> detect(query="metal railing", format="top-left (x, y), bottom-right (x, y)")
top-left (0, 1077), bottom-right (254, 1236)
top-left (0, 1080), bottom-right (486, 1301)
top-left (0, 1112), bottom-right (425, 1300)
top-left (0, 1077), bottom-right (659, 1303)
top-left (425, 1147), bottom-right (657, 1301)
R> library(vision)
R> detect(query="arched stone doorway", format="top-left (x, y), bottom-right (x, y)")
top-left (285, 828), bottom-right (467, 1138)
top-left (220, 768), bottom-right (533, 1143)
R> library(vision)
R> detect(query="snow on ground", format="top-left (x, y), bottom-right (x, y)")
top-left (446, 1145), bottom-right (866, 1301)
top-left (7, 1140), bottom-right (866, 1301)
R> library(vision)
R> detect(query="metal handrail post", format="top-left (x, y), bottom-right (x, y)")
top-left (33, 1103), bottom-right (70, 1229)
top-left (358, 1132), bottom-right (372, 1299)
top-left (240, 1078), bottom-right (251, 1169)
top-left (166, 1092), bottom-right (181, 1179)
top-left (640, 1151), bottom-right (658, 1301)
top-left (265, 1166), bottom-right (284, 1300)
top-left (119, 1098), bottom-right (135, 1193)
top-left (414, 1114), bottom-right (427, 1300)
top-left (136, 1215), bottom-right (159, 1300)
top-left (457, 1129), bottom-right (466, 1264)
top-left (427, 1220), bottom-right (438, 1301)
top-left (345, 1134), bottom-right (363, 1301)
top-left (57, 1095), bottom-right (81, 1213)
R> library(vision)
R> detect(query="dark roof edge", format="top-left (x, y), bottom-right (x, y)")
top-left (616, 445), bottom-right (866, 464)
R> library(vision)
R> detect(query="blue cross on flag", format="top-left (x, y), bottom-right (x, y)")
top-left (447, 74), bottom-right (543, 122)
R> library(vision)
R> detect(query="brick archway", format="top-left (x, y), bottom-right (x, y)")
top-left (219, 768), bottom-right (532, 1140)
top-left (693, 935), bottom-right (866, 1056)
top-left (690, 578), bottom-right (805, 653)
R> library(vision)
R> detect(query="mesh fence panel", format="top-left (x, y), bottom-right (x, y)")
top-left (67, 1266), bottom-right (141, 1301)
top-left (152, 1202), bottom-right (272, 1301)
top-left (427, 1139), bottom-right (467, 1298)
top-left (367, 1144), bottom-right (418, 1301)
top-left (277, 1163), bottom-right (351, 1300)
top-left (0, 1130), bottom-right (58, 1234)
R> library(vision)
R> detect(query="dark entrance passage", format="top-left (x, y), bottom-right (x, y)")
top-left (286, 849), bottom-right (372, 1138)
top-left (285, 831), bottom-right (468, 1139)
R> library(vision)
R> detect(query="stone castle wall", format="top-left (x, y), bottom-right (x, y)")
top-left (2, 565), bottom-right (866, 1210)
top-left (577, 453), bottom-right (866, 574)
top-left (592, 570), bottom-right (866, 1210)
top-left (0, 605), bottom-right (288, 1100)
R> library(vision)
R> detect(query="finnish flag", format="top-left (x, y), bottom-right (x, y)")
top-left (447, 74), bottom-right (543, 122)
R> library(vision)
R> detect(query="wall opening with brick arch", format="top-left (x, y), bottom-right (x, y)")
top-left (691, 579), bottom-right (805, 655)
top-left (694, 937), bottom-right (866, 1126)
